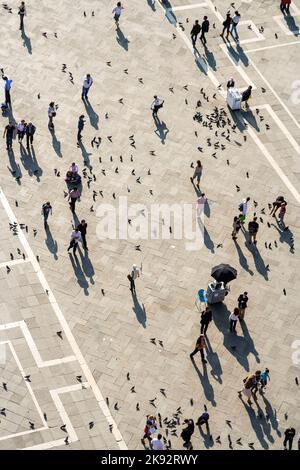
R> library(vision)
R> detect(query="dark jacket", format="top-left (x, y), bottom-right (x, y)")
top-left (26, 124), bottom-right (36, 135)
top-left (78, 223), bottom-right (87, 235)
top-left (200, 309), bottom-right (212, 325)
top-left (202, 20), bottom-right (209, 33)
top-left (191, 24), bottom-right (201, 35)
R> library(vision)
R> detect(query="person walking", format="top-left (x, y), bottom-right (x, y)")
top-left (239, 196), bottom-right (250, 224)
top-left (283, 427), bottom-right (296, 450)
top-left (151, 95), bottom-right (164, 121)
top-left (278, 201), bottom-right (287, 226)
top-left (18, 2), bottom-right (26, 30)
top-left (196, 412), bottom-right (210, 434)
top-left (260, 368), bottom-right (270, 392)
top-left (67, 228), bottom-right (82, 255)
top-left (241, 86), bottom-right (252, 108)
top-left (77, 115), bottom-right (85, 142)
top-left (152, 433), bottom-right (164, 450)
top-left (200, 306), bottom-right (212, 335)
top-left (25, 122), bottom-right (36, 148)
top-left (141, 416), bottom-right (157, 449)
top-left (238, 371), bottom-right (261, 405)
top-left (17, 120), bottom-right (26, 143)
top-left (190, 160), bottom-right (203, 188)
top-left (232, 215), bottom-right (242, 240)
top-left (81, 74), bottom-right (93, 101)
top-left (237, 292), bottom-right (248, 320)
top-left (128, 264), bottom-right (140, 293)
top-left (3, 76), bottom-right (12, 107)
top-left (190, 20), bottom-right (201, 47)
top-left (78, 219), bottom-right (88, 251)
top-left (220, 13), bottom-right (232, 40)
top-left (68, 187), bottom-right (81, 213)
top-left (112, 2), bottom-right (123, 26)
top-left (48, 102), bottom-right (56, 129)
top-left (280, 0), bottom-right (291, 15)
top-left (270, 195), bottom-right (285, 217)
top-left (41, 202), bottom-right (52, 228)
top-left (3, 122), bottom-right (15, 150)
top-left (190, 334), bottom-right (207, 363)
top-left (231, 11), bottom-right (241, 41)
top-left (181, 418), bottom-right (195, 449)
top-left (248, 216), bottom-right (259, 244)
top-left (200, 16), bottom-right (209, 44)
top-left (229, 307), bottom-right (239, 333)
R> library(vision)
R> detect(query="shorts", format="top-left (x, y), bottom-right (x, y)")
top-left (114, 14), bottom-right (120, 22)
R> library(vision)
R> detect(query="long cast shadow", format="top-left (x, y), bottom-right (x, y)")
top-left (20, 144), bottom-right (42, 180)
top-left (190, 357), bottom-right (217, 407)
top-left (45, 226), bottom-right (58, 260)
top-left (7, 149), bottom-right (22, 182)
top-left (161, 0), bottom-right (177, 25)
top-left (131, 291), bottom-right (147, 328)
top-left (284, 15), bottom-right (299, 35)
top-left (50, 129), bottom-right (63, 158)
top-left (205, 335), bottom-right (223, 384)
top-left (116, 26), bottom-right (130, 50)
top-left (233, 239), bottom-right (254, 276)
top-left (21, 28), bottom-right (32, 54)
top-left (83, 99), bottom-right (99, 130)
top-left (147, 0), bottom-right (156, 11)
top-left (78, 141), bottom-right (92, 168)
top-left (69, 250), bottom-right (89, 296)
top-left (211, 303), bottom-right (260, 371)
top-left (271, 222), bottom-right (294, 253)
top-left (203, 45), bottom-right (217, 71)
top-left (78, 249), bottom-right (95, 285)
top-left (154, 120), bottom-right (169, 144)
top-left (238, 396), bottom-right (270, 449)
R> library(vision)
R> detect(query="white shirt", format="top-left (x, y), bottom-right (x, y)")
top-left (131, 266), bottom-right (140, 280)
top-left (152, 438), bottom-right (164, 450)
top-left (242, 199), bottom-right (248, 215)
top-left (151, 98), bottom-right (161, 110)
top-left (17, 122), bottom-right (26, 131)
top-left (229, 312), bottom-right (239, 321)
top-left (83, 76), bottom-right (93, 89)
top-left (113, 6), bottom-right (122, 16)
top-left (48, 106), bottom-right (55, 117)
top-left (70, 231), bottom-right (81, 242)
top-left (233, 15), bottom-right (240, 25)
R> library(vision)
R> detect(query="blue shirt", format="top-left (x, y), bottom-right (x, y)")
top-left (5, 80), bottom-right (12, 91)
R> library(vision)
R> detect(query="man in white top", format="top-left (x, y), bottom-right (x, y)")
top-left (152, 434), bottom-right (164, 450)
top-left (112, 2), bottom-right (123, 25)
top-left (129, 264), bottom-right (140, 293)
top-left (239, 196), bottom-right (250, 224)
top-left (231, 11), bottom-right (241, 41)
top-left (151, 95), bottom-right (164, 121)
top-left (81, 74), bottom-right (93, 101)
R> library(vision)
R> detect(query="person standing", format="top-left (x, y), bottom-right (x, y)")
top-left (190, 160), bottom-right (203, 188)
top-left (81, 74), bottom-right (93, 101)
top-left (231, 11), bottom-right (241, 41)
top-left (25, 122), bottom-right (36, 148)
top-left (227, 77), bottom-right (235, 89)
top-left (141, 416), bottom-right (157, 449)
top-left (270, 195), bottom-right (285, 217)
top-left (41, 202), bottom-right (52, 228)
top-left (78, 220), bottom-right (88, 251)
top-left (200, 307), bottom-right (212, 335)
top-left (128, 264), bottom-right (140, 293)
top-left (3, 122), bottom-right (16, 150)
top-left (232, 215), bottom-right (242, 240)
top-left (48, 102), bottom-right (56, 129)
top-left (248, 216), bottom-right (259, 244)
top-left (68, 187), bottom-right (81, 213)
top-left (3, 77), bottom-right (12, 107)
top-left (151, 95), bottom-right (164, 121)
top-left (237, 292), bottom-right (248, 320)
top-left (190, 20), bottom-right (201, 47)
top-left (220, 13), bottom-right (232, 40)
top-left (181, 419), bottom-right (195, 448)
top-left (151, 434), bottom-right (164, 450)
top-left (17, 120), bottom-right (26, 143)
top-left (229, 308), bottom-right (239, 333)
top-left (67, 228), bottom-right (82, 255)
top-left (112, 2), bottom-right (124, 26)
top-left (278, 201), bottom-right (287, 226)
top-left (18, 2), bottom-right (26, 30)
top-left (238, 372), bottom-right (260, 405)
top-left (260, 368), bottom-right (270, 392)
top-left (280, 0), bottom-right (291, 15)
top-left (241, 86), bottom-right (252, 108)
top-left (190, 334), bottom-right (207, 363)
top-left (239, 196), bottom-right (250, 224)
top-left (283, 427), bottom-right (296, 450)
top-left (77, 115), bottom-right (85, 142)
top-left (200, 16), bottom-right (210, 44)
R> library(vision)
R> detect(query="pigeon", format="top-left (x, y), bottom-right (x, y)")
top-left (150, 338), bottom-right (156, 344)
top-left (126, 372), bottom-right (130, 381)
top-left (29, 422), bottom-right (35, 429)
top-left (160, 388), bottom-right (166, 397)
top-left (124, 69), bottom-right (128, 74)
top-left (136, 403), bottom-right (140, 411)
top-left (0, 408), bottom-right (6, 416)
top-left (248, 442), bottom-right (255, 449)
top-left (15, 200), bottom-right (19, 207)
top-left (261, 87), bottom-right (266, 93)
top-left (275, 33), bottom-right (278, 39)
top-left (89, 421), bottom-right (94, 429)
top-left (236, 185), bottom-right (240, 192)
top-left (106, 397), bottom-right (109, 406)
top-left (169, 87), bottom-right (174, 93)
top-left (190, 398), bottom-right (194, 406)
top-left (283, 288), bottom-right (286, 296)
top-left (64, 436), bottom-right (69, 445)
top-left (60, 424), bottom-right (67, 432)
top-left (42, 32), bottom-right (47, 38)
top-left (109, 424), bottom-right (113, 433)
top-left (284, 412), bottom-right (288, 420)
top-left (135, 245), bottom-right (141, 251)
top-left (56, 331), bottom-right (63, 339)
top-left (158, 340), bottom-right (164, 348)
top-left (106, 61), bottom-right (111, 66)
top-left (43, 413), bottom-right (47, 421)
top-left (6, 266), bottom-right (11, 273)
top-left (24, 375), bottom-right (31, 382)
top-left (130, 386), bottom-right (136, 393)
top-left (226, 420), bottom-right (232, 428)
top-left (101, 289), bottom-right (105, 296)
top-left (114, 403), bottom-right (119, 410)
top-left (295, 377), bottom-right (299, 385)
top-left (3, 383), bottom-right (7, 391)
top-left (76, 376), bottom-right (82, 383)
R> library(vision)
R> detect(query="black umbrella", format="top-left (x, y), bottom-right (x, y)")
top-left (211, 264), bottom-right (237, 284)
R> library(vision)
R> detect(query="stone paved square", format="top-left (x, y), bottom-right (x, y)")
top-left (0, 0), bottom-right (300, 451)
